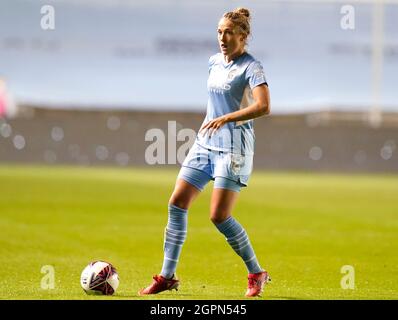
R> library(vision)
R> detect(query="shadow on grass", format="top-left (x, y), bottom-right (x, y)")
top-left (267, 296), bottom-right (314, 300)
top-left (114, 293), bottom-right (311, 300)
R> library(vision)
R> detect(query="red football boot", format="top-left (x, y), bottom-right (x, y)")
top-left (245, 271), bottom-right (271, 297)
top-left (138, 274), bottom-right (180, 295)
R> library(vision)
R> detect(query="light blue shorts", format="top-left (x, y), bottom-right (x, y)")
top-left (177, 142), bottom-right (253, 193)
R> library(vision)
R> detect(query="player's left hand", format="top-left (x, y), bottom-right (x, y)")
top-left (199, 116), bottom-right (228, 138)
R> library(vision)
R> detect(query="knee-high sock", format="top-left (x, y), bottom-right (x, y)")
top-left (160, 204), bottom-right (188, 279)
top-left (214, 216), bottom-right (263, 274)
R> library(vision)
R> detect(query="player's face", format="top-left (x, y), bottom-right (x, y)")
top-left (217, 18), bottom-right (245, 59)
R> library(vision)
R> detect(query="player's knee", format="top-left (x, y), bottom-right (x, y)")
top-left (210, 213), bottom-right (229, 225)
top-left (168, 196), bottom-right (189, 210)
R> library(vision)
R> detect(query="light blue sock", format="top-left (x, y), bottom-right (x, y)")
top-left (160, 204), bottom-right (188, 279)
top-left (215, 216), bottom-right (263, 274)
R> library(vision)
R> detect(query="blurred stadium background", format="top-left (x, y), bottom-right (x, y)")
top-left (0, 0), bottom-right (397, 171)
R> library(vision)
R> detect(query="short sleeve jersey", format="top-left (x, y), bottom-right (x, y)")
top-left (196, 52), bottom-right (268, 155)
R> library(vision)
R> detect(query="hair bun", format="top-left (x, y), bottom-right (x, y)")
top-left (234, 7), bottom-right (250, 19)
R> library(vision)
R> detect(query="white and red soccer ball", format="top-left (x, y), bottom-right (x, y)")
top-left (80, 261), bottom-right (119, 295)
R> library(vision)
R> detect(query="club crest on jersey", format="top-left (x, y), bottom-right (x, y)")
top-left (227, 69), bottom-right (238, 81)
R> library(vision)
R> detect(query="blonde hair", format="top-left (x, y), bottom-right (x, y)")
top-left (223, 7), bottom-right (251, 40)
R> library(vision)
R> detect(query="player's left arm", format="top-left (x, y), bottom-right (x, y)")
top-left (200, 84), bottom-right (270, 137)
top-left (226, 84), bottom-right (271, 121)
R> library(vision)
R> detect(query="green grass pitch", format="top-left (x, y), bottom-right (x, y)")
top-left (0, 165), bottom-right (397, 300)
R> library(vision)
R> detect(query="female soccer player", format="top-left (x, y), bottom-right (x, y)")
top-left (139, 7), bottom-right (271, 297)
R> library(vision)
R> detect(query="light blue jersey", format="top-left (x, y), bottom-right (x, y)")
top-left (196, 52), bottom-right (268, 155)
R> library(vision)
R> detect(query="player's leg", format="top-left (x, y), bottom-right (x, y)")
top-left (139, 166), bottom-right (211, 295)
top-left (211, 177), bottom-right (270, 297)
top-left (210, 179), bottom-right (263, 274)
top-left (159, 170), bottom-right (206, 279)
top-left (158, 143), bottom-right (214, 281)
top-left (168, 179), bottom-right (200, 209)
